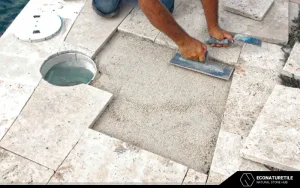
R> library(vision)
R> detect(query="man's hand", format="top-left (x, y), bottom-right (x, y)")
top-left (178, 36), bottom-right (207, 62)
top-left (209, 26), bottom-right (233, 47)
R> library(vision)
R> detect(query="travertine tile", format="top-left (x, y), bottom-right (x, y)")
top-left (118, 6), bottom-right (160, 41)
top-left (289, 2), bottom-right (300, 32)
top-left (182, 169), bottom-right (207, 185)
top-left (66, 1), bottom-right (134, 54)
top-left (241, 85), bottom-right (300, 171)
top-left (0, 81), bottom-right (113, 170)
top-left (118, 0), bottom-right (184, 42)
top-left (239, 160), bottom-right (270, 171)
top-left (208, 130), bottom-right (268, 184)
top-left (0, 54), bottom-right (43, 86)
top-left (155, 0), bottom-right (243, 65)
top-left (282, 42), bottom-right (300, 80)
top-left (206, 171), bottom-right (229, 185)
top-left (238, 43), bottom-right (285, 72)
top-left (219, 0), bottom-right (289, 45)
top-left (290, 0), bottom-right (300, 4)
top-left (224, 0), bottom-right (274, 21)
top-left (209, 131), bottom-right (244, 176)
top-left (49, 129), bottom-right (187, 184)
top-left (58, 42), bottom-right (94, 58)
top-left (0, 148), bottom-right (54, 184)
top-left (221, 65), bottom-right (281, 137)
top-left (0, 81), bottom-right (35, 140)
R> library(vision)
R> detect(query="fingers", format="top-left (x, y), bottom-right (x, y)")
top-left (199, 52), bottom-right (206, 62)
top-left (223, 31), bottom-right (234, 40)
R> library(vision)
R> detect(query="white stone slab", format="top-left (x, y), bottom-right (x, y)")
top-left (210, 131), bottom-right (244, 176)
top-left (49, 129), bottom-right (187, 184)
top-left (206, 171), bottom-right (228, 185)
top-left (289, 2), bottom-right (300, 32)
top-left (221, 65), bottom-right (281, 136)
top-left (224, 0), bottom-right (274, 21)
top-left (282, 42), bottom-right (300, 81)
top-left (239, 160), bottom-right (270, 171)
top-left (66, 1), bottom-right (134, 55)
top-left (0, 54), bottom-right (43, 86)
top-left (241, 85), bottom-right (300, 171)
top-left (219, 0), bottom-right (289, 45)
top-left (118, 6), bottom-right (160, 42)
top-left (290, 0), bottom-right (300, 4)
top-left (0, 148), bottom-right (54, 184)
top-left (182, 169), bottom-right (207, 185)
top-left (118, 0), bottom-right (183, 42)
top-left (0, 81), bottom-right (113, 170)
top-left (209, 130), bottom-right (269, 183)
top-left (155, 0), bottom-right (243, 65)
top-left (58, 42), bottom-right (94, 58)
top-left (238, 43), bottom-right (285, 72)
top-left (0, 81), bottom-right (35, 140)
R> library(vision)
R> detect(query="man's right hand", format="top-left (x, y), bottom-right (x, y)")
top-left (178, 36), bottom-right (207, 62)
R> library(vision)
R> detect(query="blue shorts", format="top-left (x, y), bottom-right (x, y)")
top-left (92, 0), bottom-right (175, 17)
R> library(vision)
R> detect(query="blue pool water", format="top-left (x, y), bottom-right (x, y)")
top-left (0, 0), bottom-right (29, 36)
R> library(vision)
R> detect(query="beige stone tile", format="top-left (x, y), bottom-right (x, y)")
top-left (219, 0), bottom-right (289, 45)
top-left (241, 85), bottom-right (300, 171)
top-left (224, 0), bottom-right (274, 21)
top-left (0, 81), bottom-right (113, 170)
top-left (289, 2), bottom-right (300, 33)
top-left (209, 130), bottom-right (244, 176)
top-left (0, 54), bottom-right (43, 86)
top-left (282, 42), bottom-right (300, 80)
top-left (0, 148), bottom-right (54, 184)
top-left (118, 6), bottom-right (160, 41)
top-left (182, 169), bottom-right (207, 185)
top-left (49, 129), bottom-right (187, 184)
top-left (58, 42), bottom-right (94, 58)
top-left (66, 2), bottom-right (134, 54)
top-left (221, 65), bottom-right (281, 137)
top-left (206, 171), bottom-right (229, 185)
top-left (239, 43), bottom-right (285, 72)
top-left (0, 81), bottom-right (35, 140)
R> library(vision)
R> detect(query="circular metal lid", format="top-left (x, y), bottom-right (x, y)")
top-left (14, 13), bottom-right (62, 42)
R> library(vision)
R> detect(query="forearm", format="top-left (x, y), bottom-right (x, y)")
top-left (138, 0), bottom-right (190, 46)
top-left (201, 0), bottom-right (219, 31)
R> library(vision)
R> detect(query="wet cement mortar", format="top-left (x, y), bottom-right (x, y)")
top-left (92, 32), bottom-right (232, 173)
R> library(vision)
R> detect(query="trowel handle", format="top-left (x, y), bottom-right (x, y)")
top-left (206, 36), bottom-right (234, 45)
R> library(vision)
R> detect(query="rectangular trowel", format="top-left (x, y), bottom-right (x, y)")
top-left (170, 34), bottom-right (262, 80)
top-left (170, 52), bottom-right (235, 81)
top-left (206, 34), bottom-right (262, 47)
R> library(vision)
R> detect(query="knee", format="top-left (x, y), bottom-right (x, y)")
top-left (92, 0), bottom-right (121, 16)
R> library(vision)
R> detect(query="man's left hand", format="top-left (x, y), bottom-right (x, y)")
top-left (208, 26), bottom-right (233, 47)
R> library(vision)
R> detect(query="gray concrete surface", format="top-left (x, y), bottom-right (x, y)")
top-left (92, 32), bottom-right (231, 173)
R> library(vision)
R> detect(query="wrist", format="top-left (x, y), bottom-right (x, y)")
top-left (208, 25), bottom-right (219, 33)
top-left (175, 34), bottom-right (192, 48)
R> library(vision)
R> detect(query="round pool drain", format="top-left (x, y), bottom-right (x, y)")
top-left (40, 51), bottom-right (97, 87)
top-left (14, 13), bottom-right (62, 42)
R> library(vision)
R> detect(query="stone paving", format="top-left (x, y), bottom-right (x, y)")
top-left (0, 0), bottom-right (299, 185)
